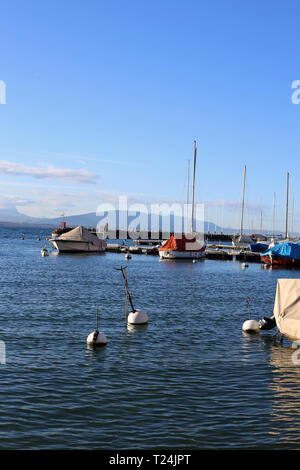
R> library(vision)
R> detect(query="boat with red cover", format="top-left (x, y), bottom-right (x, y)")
top-left (159, 233), bottom-right (206, 259)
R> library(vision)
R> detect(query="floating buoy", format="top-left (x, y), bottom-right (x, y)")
top-left (192, 259), bottom-right (196, 263)
top-left (41, 243), bottom-right (49, 257)
top-left (242, 262), bottom-right (249, 269)
top-left (128, 309), bottom-right (148, 325)
top-left (242, 319), bottom-right (260, 334)
top-left (125, 253), bottom-right (132, 259)
top-left (242, 296), bottom-right (259, 333)
top-left (37, 237), bottom-right (41, 241)
top-left (86, 330), bottom-right (107, 346)
top-left (115, 266), bottom-right (149, 326)
top-left (86, 305), bottom-right (107, 347)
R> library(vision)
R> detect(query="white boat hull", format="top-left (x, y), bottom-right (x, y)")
top-left (159, 250), bottom-right (205, 260)
top-left (50, 240), bottom-right (106, 253)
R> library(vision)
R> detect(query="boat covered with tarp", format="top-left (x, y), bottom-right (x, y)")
top-left (273, 279), bottom-right (300, 341)
top-left (232, 234), bottom-right (253, 247)
top-left (50, 225), bottom-right (107, 253)
top-left (261, 242), bottom-right (300, 266)
top-left (159, 233), bottom-right (206, 259)
top-left (249, 242), bottom-right (269, 253)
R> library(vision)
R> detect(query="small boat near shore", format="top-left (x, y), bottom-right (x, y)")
top-left (50, 225), bottom-right (107, 253)
top-left (259, 279), bottom-right (300, 342)
top-left (159, 140), bottom-right (206, 260)
top-left (159, 233), bottom-right (206, 259)
top-left (273, 279), bottom-right (300, 341)
top-left (261, 242), bottom-right (300, 266)
top-left (249, 242), bottom-right (269, 253)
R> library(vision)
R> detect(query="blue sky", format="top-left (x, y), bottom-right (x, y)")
top-left (0, 0), bottom-right (300, 232)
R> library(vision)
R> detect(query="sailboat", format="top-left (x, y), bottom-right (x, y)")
top-left (159, 141), bottom-right (206, 260)
top-left (261, 172), bottom-right (300, 266)
top-left (232, 165), bottom-right (253, 247)
top-left (260, 279), bottom-right (300, 341)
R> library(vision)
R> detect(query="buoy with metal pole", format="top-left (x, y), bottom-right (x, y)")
top-left (242, 297), bottom-right (260, 333)
top-left (115, 266), bottom-right (148, 325)
top-left (86, 304), bottom-right (107, 346)
top-left (41, 242), bottom-right (49, 257)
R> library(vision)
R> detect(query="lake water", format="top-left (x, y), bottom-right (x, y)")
top-left (1, 226), bottom-right (300, 450)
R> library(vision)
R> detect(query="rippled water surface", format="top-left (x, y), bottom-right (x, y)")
top-left (1, 226), bottom-right (300, 449)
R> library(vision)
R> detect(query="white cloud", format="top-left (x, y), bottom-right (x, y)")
top-left (0, 194), bottom-right (33, 209)
top-left (0, 160), bottom-right (97, 184)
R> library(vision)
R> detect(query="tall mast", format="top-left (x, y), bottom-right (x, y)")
top-left (260, 209), bottom-right (263, 234)
top-left (207, 207), bottom-right (210, 233)
top-left (272, 192), bottom-right (276, 238)
top-left (191, 140), bottom-right (197, 233)
top-left (240, 165), bottom-right (246, 237)
top-left (221, 200), bottom-right (224, 234)
top-left (186, 159), bottom-right (190, 233)
top-left (285, 172), bottom-right (289, 239)
top-left (291, 186), bottom-right (294, 239)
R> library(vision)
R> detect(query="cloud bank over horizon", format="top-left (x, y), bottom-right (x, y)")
top-left (0, 161), bottom-right (97, 184)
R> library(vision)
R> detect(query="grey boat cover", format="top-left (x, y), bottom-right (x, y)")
top-left (274, 279), bottom-right (300, 341)
top-left (233, 234), bottom-right (253, 244)
top-left (58, 226), bottom-right (107, 247)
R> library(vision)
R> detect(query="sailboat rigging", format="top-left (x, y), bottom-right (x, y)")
top-left (159, 140), bottom-right (206, 260)
top-left (232, 165), bottom-right (253, 247)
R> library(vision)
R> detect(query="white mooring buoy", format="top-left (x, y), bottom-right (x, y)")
top-left (241, 262), bottom-right (249, 269)
top-left (115, 266), bottom-right (149, 326)
top-left (242, 319), bottom-right (260, 334)
top-left (125, 253), bottom-right (132, 260)
top-left (86, 304), bottom-right (107, 346)
top-left (128, 309), bottom-right (148, 325)
top-left (242, 297), bottom-right (260, 333)
top-left (86, 330), bottom-right (107, 346)
top-left (41, 246), bottom-right (49, 257)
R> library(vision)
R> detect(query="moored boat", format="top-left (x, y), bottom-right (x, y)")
top-left (159, 233), bottom-right (206, 259)
top-left (232, 234), bottom-right (253, 248)
top-left (261, 242), bottom-right (300, 266)
top-left (249, 242), bottom-right (269, 253)
top-left (50, 225), bottom-right (107, 253)
top-left (159, 140), bottom-right (206, 260)
top-left (273, 279), bottom-right (300, 341)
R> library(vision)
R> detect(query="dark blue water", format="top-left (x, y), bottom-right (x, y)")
top-left (1, 226), bottom-right (300, 449)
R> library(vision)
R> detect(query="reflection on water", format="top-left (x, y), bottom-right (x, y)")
top-left (268, 342), bottom-right (300, 447)
top-left (127, 323), bottom-right (149, 333)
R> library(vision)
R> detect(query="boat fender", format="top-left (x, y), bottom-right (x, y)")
top-left (258, 316), bottom-right (277, 331)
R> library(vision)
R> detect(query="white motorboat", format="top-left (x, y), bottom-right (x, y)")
top-left (50, 225), bottom-right (107, 253)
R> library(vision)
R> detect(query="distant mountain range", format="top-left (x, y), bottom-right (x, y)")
top-left (0, 208), bottom-right (102, 227)
top-left (0, 207), bottom-right (286, 235)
